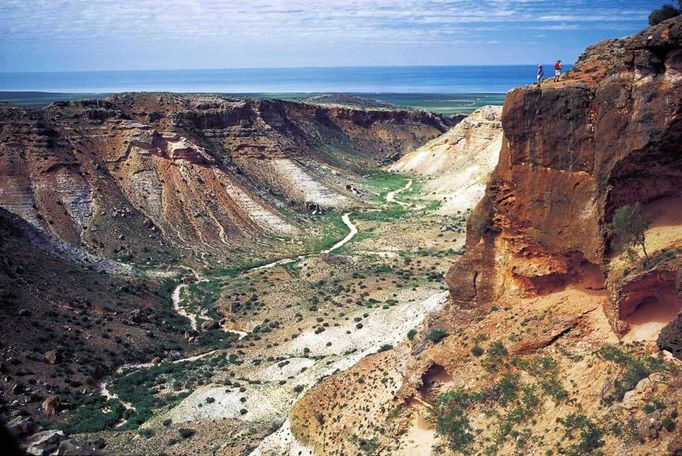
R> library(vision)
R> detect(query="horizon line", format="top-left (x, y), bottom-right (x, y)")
top-left (0, 63), bottom-right (573, 75)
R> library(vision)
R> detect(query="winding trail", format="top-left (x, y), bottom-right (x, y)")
top-left (99, 382), bottom-right (135, 411)
top-left (172, 284), bottom-right (198, 331)
top-left (323, 213), bottom-right (358, 253)
top-left (101, 212), bottom-right (359, 405)
top-left (385, 179), bottom-right (413, 206)
top-left (252, 212), bottom-right (358, 271)
top-left (99, 202), bottom-right (417, 453)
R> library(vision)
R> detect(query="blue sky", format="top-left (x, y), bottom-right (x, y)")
top-left (0, 0), bottom-right (665, 72)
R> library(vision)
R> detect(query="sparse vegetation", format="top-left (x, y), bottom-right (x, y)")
top-left (649, 2), bottom-right (681, 25)
top-left (609, 203), bottom-right (652, 264)
top-left (428, 328), bottom-right (449, 343)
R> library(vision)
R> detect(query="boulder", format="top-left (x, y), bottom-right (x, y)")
top-left (44, 349), bottom-right (62, 365)
top-left (41, 395), bottom-right (62, 416)
top-left (201, 320), bottom-right (220, 331)
top-left (56, 439), bottom-right (100, 455)
top-left (637, 410), bottom-right (663, 440)
top-left (25, 430), bottom-right (67, 456)
top-left (657, 313), bottom-right (682, 360)
top-left (6, 415), bottom-right (37, 437)
top-left (11, 383), bottom-right (25, 394)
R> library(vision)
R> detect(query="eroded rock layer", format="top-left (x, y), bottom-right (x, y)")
top-left (0, 95), bottom-right (453, 264)
top-left (446, 17), bottom-right (682, 331)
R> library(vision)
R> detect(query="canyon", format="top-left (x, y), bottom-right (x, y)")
top-left (0, 16), bottom-right (681, 456)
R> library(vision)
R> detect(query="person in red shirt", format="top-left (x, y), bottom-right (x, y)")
top-left (554, 60), bottom-right (562, 81)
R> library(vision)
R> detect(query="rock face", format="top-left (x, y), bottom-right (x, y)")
top-left (446, 17), bottom-right (682, 332)
top-left (25, 430), bottom-right (67, 456)
top-left (389, 105), bottom-right (503, 214)
top-left (658, 313), bottom-right (682, 359)
top-left (0, 95), bottom-right (453, 262)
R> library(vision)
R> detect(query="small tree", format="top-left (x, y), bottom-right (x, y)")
top-left (610, 203), bottom-right (652, 264)
top-left (649, 3), bottom-right (680, 25)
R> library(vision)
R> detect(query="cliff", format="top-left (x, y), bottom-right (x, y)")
top-left (0, 95), bottom-right (452, 266)
top-left (390, 105), bottom-right (502, 215)
top-left (289, 18), bottom-right (682, 456)
top-left (446, 16), bottom-right (682, 334)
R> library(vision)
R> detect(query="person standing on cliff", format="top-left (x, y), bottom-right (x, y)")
top-left (554, 59), bottom-right (562, 81)
top-left (537, 65), bottom-right (544, 85)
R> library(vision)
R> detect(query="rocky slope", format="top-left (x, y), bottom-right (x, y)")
top-left (0, 207), bottom-right (187, 420)
top-left (389, 105), bottom-right (502, 215)
top-left (0, 94), bottom-right (458, 450)
top-left (0, 95), bottom-right (453, 268)
top-left (290, 17), bottom-right (682, 456)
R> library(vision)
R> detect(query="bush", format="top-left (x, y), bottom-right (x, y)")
top-left (558, 414), bottom-right (604, 455)
top-left (432, 392), bottom-right (474, 448)
top-left (649, 3), bottom-right (680, 25)
top-left (662, 416), bottom-right (676, 432)
top-left (609, 203), bottom-right (652, 263)
top-left (407, 329), bottom-right (417, 341)
top-left (428, 329), bottom-right (449, 344)
top-left (482, 341), bottom-right (508, 371)
top-left (138, 429), bottom-right (155, 438)
top-left (471, 345), bottom-right (484, 357)
top-left (178, 428), bottom-right (195, 439)
top-left (378, 344), bottom-right (393, 352)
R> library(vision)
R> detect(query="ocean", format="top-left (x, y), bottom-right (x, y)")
top-left (0, 66), bottom-right (553, 93)
top-left (0, 65), bottom-right (568, 114)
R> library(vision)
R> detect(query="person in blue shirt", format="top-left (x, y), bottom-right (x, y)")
top-left (537, 65), bottom-right (544, 86)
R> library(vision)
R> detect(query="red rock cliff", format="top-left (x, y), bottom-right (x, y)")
top-left (446, 17), bottom-right (682, 332)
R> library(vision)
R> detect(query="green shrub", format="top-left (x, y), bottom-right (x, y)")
top-left (558, 414), bottom-right (604, 455)
top-left (649, 3), bottom-right (680, 25)
top-left (428, 329), bottom-right (449, 344)
top-left (541, 378), bottom-right (568, 402)
top-left (138, 429), bottom-right (155, 438)
top-left (496, 372), bottom-right (520, 406)
top-left (482, 341), bottom-right (508, 371)
top-left (407, 329), bottom-right (417, 341)
top-left (642, 399), bottom-right (665, 414)
top-left (662, 416), bottom-right (676, 432)
top-left (471, 345), bottom-right (484, 357)
top-left (432, 392), bottom-right (474, 449)
top-left (178, 428), bottom-right (195, 439)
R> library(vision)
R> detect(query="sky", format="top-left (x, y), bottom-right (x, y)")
top-left (0, 0), bottom-right (667, 72)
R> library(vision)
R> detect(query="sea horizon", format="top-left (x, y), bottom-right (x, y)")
top-left (0, 65), bottom-right (570, 95)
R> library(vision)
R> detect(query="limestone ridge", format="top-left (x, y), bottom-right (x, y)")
top-left (446, 16), bottom-right (682, 332)
top-left (0, 94), bottom-right (454, 262)
top-left (390, 105), bottom-right (503, 215)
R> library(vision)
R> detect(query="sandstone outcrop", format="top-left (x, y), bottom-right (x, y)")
top-left (446, 17), bottom-right (682, 333)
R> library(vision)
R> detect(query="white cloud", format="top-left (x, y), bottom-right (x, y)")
top-left (0, 0), bottom-right (660, 70)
